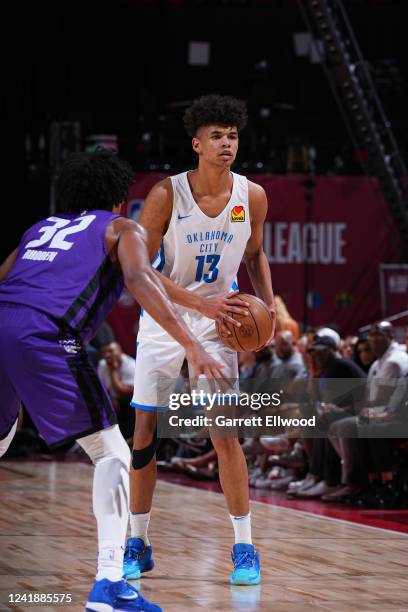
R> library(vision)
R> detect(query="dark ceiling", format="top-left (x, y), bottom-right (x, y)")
top-left (2, 0), bottom-right (407, 256)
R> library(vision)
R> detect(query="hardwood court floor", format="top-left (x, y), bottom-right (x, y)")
top-left (0, 460), bottom-right (408, 612)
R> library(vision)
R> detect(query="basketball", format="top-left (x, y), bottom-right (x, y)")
top-left (215, 293), bottom-right (273, 352)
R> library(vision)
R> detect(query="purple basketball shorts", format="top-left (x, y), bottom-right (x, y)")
top-left (0, 304), bottom-right (117, 448)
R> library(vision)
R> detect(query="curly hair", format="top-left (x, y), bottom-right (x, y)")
top-left (183, 94), bottom-right (248, 136)
top-left (55, 148), bottom-right (134, 213)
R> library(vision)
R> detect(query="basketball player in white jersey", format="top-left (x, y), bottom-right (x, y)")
top-left (124, 95), bottom-right (275, 585)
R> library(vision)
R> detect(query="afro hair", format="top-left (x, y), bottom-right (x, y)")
top-left (55, 148), bottom-right (134, 213)
top-left (183, 94), bottom-right (248, 136)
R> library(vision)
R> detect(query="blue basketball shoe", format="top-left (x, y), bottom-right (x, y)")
top-left (123, 538), bottom-right (154, 580)
top-left (230, 543), bottom-right (261, 585)
top-left (86, 578), bottom-right (162, 611)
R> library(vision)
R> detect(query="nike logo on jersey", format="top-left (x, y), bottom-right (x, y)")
top-left (178, 214), bottom-right (192, 220)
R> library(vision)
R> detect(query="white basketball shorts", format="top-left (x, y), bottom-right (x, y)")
top-left (131, 308), bottom-right (239, 412)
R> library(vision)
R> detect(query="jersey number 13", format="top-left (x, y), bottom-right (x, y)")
top-left (195, 254), bottom-right (220, 283)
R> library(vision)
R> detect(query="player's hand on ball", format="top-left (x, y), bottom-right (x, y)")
top-left (217, 321), bottom-right (232, 337)
top-left (216, 294), bottom-right (274, 352)
top-left (198, 290), bottom-right (249, 327)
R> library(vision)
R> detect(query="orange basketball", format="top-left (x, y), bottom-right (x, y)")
top-left (215, 293), bottom-right (273, 352)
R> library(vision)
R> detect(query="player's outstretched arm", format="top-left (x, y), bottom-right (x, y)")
top-left (111, 217), bottom-right (225, 380)
top-left (244, 182), bottom-right (276, 340)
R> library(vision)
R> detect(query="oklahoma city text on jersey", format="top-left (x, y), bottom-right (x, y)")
top-left (186, 230), bottom-right (234, 254)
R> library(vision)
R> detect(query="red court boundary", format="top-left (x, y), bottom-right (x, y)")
top-left (159, 472), bottom-right (408, 534)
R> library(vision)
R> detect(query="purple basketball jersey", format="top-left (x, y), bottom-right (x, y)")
top-left (0, 210), bottom-right (124, 340)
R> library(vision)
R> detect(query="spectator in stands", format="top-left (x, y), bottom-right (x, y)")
top-left (238, 351), bottom-right (256, 387)
top-left (273, 330), bottom-right (307, 382)
top-left (353, 374), bottom-right (408, 508)
top-left (298, 331), bottom-right (316, 372)
top-left (353, 334), bottom-right (375, 374)
top-left (244, 333), bottom-right (306, 489)
top-left (315, 326), bottom-right (341, 352)
top-left (167, 443), bottom-right (218, 481)
top-left (92, 321), bottom-right (116, 350)
top-left (290, 327), bottom-right (340, 486)
top-left (366, 321), bottom-right (408, 404)
top-left (274, 295), bottom-right (300, 340)
top-left (293, 335), bottom-right (367, 500)
top-left (327, 321), bottom-right (408, 504)
top-left (86, 321), bottom-right (116, 367)
top-left (341, 335), bottom-right (358, 360)
top-left (250, 343), bottom-right (281, 395)
top-left (97, 341), bottom-right (136, 439)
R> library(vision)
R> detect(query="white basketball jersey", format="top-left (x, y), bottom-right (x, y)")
top-left (152, 171), bottom-right (251, 297)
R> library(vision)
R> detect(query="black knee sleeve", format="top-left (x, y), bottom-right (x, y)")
top-left (132, 429), bottom-right (158, 470)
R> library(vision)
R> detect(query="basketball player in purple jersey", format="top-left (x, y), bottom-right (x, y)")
top-left (0, 149), bottom-right (226, 612)
top-left (124, 95), bottom-right (276, 586)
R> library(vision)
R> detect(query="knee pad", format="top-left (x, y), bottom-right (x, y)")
top-left (132, 429), bottom-right (158, 470)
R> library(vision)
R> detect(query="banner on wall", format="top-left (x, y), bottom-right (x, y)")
top-left (108, 173), bottom-right (402, 354)
top-left (379, 264), bottom-right (408, 317)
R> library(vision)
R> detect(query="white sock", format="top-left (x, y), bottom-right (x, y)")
top-left (96, 543), bottom-right (124, 582)
top-left (130, 511), bottom-right (151, 545)
top-left (230, 512), bottom-right (252, 545)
